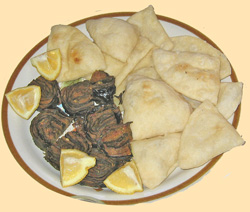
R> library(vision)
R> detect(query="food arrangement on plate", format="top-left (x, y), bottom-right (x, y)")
top-left (5, 5), bottom-right (245, 197)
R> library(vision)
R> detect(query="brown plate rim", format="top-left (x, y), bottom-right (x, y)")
top-left (1, 11), bottom-right (240, 205)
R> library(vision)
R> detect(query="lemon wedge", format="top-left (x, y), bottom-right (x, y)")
top-left (30, 49), bottom-right (61, 81)
top-left (5, 85), bottom-right (41, 119)
top-left (104, 160), bottom-right (143, 194)
top-left (60, 149), bottom-right (96, 188)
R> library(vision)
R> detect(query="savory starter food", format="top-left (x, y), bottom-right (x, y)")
top-left (6, 5), bottom-right (245, 195)
top-left (28, 76), bottom-right (61, 111)
top-left (30, 71), bottom-right (133, 189)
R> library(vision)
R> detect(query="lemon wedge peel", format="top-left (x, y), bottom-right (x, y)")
top-left (104, 160), bottom-right (143, 195)
top-left (60, 149), bottom-right (96, 188)
top-left (30, 49), bottom-right (62, 81)
top-left (5, 85), bottom-right (41, 120)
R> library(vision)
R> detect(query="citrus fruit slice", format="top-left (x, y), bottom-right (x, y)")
top-left (60, 149), bottom-right (96, 188)
top-left (5, 85), bottom-right (41, 119)
top-left (104, 160), bottom-right (143, 194)
top-left (30, 49), bottom-right (61, 81)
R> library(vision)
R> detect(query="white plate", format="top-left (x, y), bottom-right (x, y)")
top-left (2, 12), bottom-right (240, 205)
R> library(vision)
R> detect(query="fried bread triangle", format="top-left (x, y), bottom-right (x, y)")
top-left (131, 133), bottom-right (181, 189)
top-left (178, 100), bottom-right (245, 169)
top-left (153, 49), bottom-right (221, 104)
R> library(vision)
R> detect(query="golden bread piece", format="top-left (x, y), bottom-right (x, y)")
top-left (122, 75), bottom-right (192, 140)
top-left (153, 49), bottom-right (221, 104)
top-left (178, 100), bottom-right (245, 169)
top-left (131, 133), bottom-right (181, 189)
